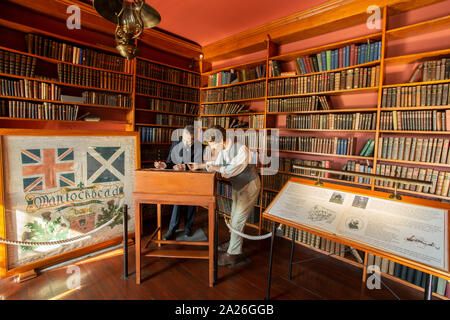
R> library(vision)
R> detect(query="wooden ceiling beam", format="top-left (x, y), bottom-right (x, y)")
top-left (202, 0), bottom-right (445, 62)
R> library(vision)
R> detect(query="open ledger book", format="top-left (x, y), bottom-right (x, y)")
top-left (265, 181), bottom-right (449, 271)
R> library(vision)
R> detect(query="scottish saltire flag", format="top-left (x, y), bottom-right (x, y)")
top-left (21, 148), bottom-right (75, 192)
top-left (86, 147), bottom-right (125, 184)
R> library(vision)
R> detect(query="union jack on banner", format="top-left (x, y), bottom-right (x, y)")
top-left (21, 148), bottom-right (75, 192)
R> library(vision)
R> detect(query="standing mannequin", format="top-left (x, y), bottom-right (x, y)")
top-left (189, 125), bottom-right (260, 267)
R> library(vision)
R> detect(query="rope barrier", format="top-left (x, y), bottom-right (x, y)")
top-left (223, 215), bottom-right (272, 240)
top-left (0, 211), bottom-right (122, 247)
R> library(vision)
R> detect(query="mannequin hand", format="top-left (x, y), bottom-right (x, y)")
top-left (154, 161), bottom-right (167, 169)
top-left (206, 164), bottom-right (221, 172)
top-left (173, 164), bottom-right (186, 171)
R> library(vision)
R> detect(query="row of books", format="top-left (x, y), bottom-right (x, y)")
top-left (409, 59), bottom-right (450, 83)
top-left (379, 110), bottom-right (449, 131)
top-left (277, 136), bottom-right (357, 155)
top-left (281, 223), bottom-right (349, 258)
top-left (201, 117), bottom-right (249, 129)
top-left (381, 83), bottom-right (450, 108)
top-left (268, 66), bottom-right (380, 97)
top-left (285, 112), bottom-right (377, 130)
top-left (340, 160), bottom-right (373, 184)
top-left (267, 96), bottom-right (330, 113)
top-left (201, 130), bottom-right (263, 150)
top-left (141, 147), bottom-right (170, 163)
top-left (358, 139), bottom-right (375, 157)
top-left (262, 192), bottom-right (277, 209)
top-left (0, 100), bottom-right (79, 120)
top-left (263, 173), bottom-right (290, 191)
top-left (155, 114), bottom-right (194, 127)
top-left (217, 181), bottom-right (233, 198)
top-left (136, 59), bottom-right (200, 87)
top-left (57, 64), bottom-right (133, 92)
top-left (0, 78), bottom-right (61, 100)
top-left (202, 82), bottom-right (265, 103)
top-left (207, 65), bottom-right (266, 87)
top-left (279, 158), bottom-right (330, 178)
top-left (136, 78), bottom-right (199, 102)
top-left (200, 103), bottom-right (250, 115)
top-left (145, 98), bottom-right (198, 115)
top-left (234, 131), bottom-right (264, 149)
top-left (0, 50), bottom-right (37, 77)
top-left (367, 254), bottom-right (449, 297)
top-left (248, 115), bottom-right (265, 129)
top-left (375, 164), bottom-right (450, 197)
top-left (138, 126), bottom-right (175, 143)
top-left (378, 136), bottom-right (450, 164)
top-left (81, 91), bottom-right (132, 108)
top-left (25, 33), bottom-right (132, 73)
top-left (270, 41), bottom-right (382, 77)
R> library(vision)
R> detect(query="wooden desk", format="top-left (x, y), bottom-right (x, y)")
top-left (133, 169), bottom-right (217, 287)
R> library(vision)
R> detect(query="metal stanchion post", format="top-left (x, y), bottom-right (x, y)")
top-left (122, 205), bottom-right (128, 279)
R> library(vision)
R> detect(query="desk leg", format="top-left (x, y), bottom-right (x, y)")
top-left (265, 222), bottom-right (276, 300)
top-left (157, 204), bottom-right (162, 248)
top-left (135, 202), bottom-right (141, 285)
top-left (213, 203), bottom-right (218, 285)
top-left (208, 202), bottom-right (216, 287)
top-left (288, 229), bottom-right (296, 280)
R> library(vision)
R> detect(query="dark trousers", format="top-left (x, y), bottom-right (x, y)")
top-left (168, 205), bottom-right (196, 232)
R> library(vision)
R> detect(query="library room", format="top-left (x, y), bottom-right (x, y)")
top-left (0, 0), bottom-right (449, 309)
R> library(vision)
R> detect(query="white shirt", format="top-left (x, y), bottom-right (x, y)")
top-left (206, 141), bottom-right (249, 179)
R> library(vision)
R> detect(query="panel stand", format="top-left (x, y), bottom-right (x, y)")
top-left (122, 205), bottom-right (128, 279)
top-left (288, 229), bottom-right (296, 280)
top-left (265, 222), bottom-right (277, 300)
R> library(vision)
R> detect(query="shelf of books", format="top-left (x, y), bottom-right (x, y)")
top-left (0, 19), bottom-right (201, 166)
top-left (200, 5), bottom-right (450, 299)
top-left (0, 22), bottom-right (135, 131)
top-left (135, 56), bottom-right (201, 168)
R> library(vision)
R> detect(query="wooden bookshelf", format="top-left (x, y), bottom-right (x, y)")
top-left (134, 56), bottom-right (200, 166)
top-left (135, 93), bottom-right (199, 104)
top-left (201, 78), bottom-right (266, 90)
top-left (267, 87), bottom-right (380, 99)
top-left (200, 112), bottom-right (265, 117)
top-left (267, 108), bottom-right (378, 115)
top-left (269, 60), bottom-right (381, 80)
top-left (201, 97), bottom-right (266, 105)
top-left (0, 17), bottom-right (201, 172)
top-left (136, 109), bottom-right (198, 117)
top-left (198, 3), bottom-right (450, 299)
top-left (272, 128), bottom-right (377, 133)
top-left (0, 45), bottom-right (132, 75)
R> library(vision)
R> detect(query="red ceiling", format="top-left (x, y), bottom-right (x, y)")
top-left (145, 0), bottom-right (329, 46)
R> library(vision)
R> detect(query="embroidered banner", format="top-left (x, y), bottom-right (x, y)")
top-left (2, 135), bottom-right (136, 269)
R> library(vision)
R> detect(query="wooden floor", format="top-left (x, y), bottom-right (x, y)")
top-left (0, 216), bottom-right (441, 300)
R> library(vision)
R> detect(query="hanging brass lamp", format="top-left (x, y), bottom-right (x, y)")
top-left (93, 0), bottom-right (161, 60)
